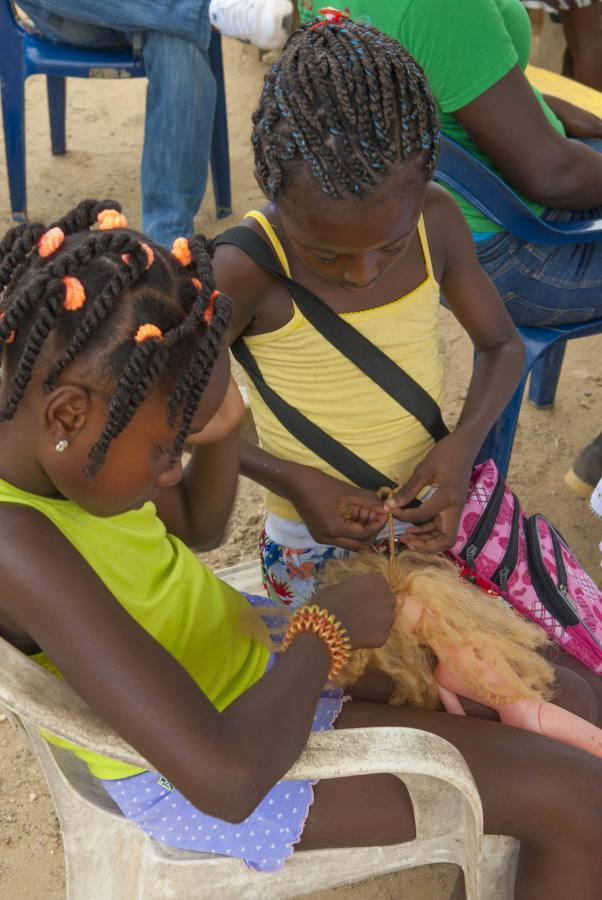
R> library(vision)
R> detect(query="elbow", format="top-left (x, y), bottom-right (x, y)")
top-left (513, 159), bottom-right (581, 209)
top-left (186, 765), bottom-right (265, 824)
top-left (187, 527), bottom-right (227, 553)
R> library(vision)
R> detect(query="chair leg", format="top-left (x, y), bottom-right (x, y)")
top-left (475, 374), bottom-right (529, 477)
top-left (47, 76), bottom-right (67, 156)
top-left (1, 74), bottom-right (27, 220)
top-left (208, 33), bottom-right (232, 219)
top-left (527, 339), bottom-right (567, 408)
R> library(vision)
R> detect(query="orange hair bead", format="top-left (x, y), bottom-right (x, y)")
top-left (141, 242), bottom-right (154, 268)
top-left (62, 276), bottom-right (86, 311)
top-left (171, 237), bottom-right (192, 267)
top-left (37, 227), bottom-right (64, 258)
top-left (203, 289), bottom-right (219, 324)
top-left (134, 323), bottom-right (163, 343)
top-left (97, 209), bottom-right (128, 230)
top-left (0, 312), bottom-right (16, 345)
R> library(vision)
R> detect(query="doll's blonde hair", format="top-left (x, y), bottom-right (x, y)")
top-left (322, 550), bottom-right (555, 709)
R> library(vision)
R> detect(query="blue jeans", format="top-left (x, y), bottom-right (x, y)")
top-left (475, 139), bottom-right (602, 327)
top-left (20, 0), bottom-right (215, 246)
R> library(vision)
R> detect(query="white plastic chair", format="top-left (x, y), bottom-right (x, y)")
top-left (0, 560), bottom-right (519, 899)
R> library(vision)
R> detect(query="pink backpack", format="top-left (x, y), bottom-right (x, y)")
top-left (449, 460), bottom-right (602, 675)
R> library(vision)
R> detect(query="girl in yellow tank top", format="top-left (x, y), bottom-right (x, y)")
top-left (214, 12), bottom-right (525, 608)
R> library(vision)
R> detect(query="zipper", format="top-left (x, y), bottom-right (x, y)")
top-left (491, 493), bottom-right (520, 593)
top-left (460, 472), bottom-right (506, 569)
top-left (526, 515), bottom-right (580, 627)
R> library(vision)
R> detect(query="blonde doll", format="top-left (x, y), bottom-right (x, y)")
top-left (323, 547), bottom-right (602, 758)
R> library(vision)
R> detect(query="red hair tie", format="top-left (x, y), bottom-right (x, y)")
top-left (203, 289), bottom-right (219, 325)
top-left (171, 237), bottom-right (192, 267)
top-left (309, 7), bottom-right (350, 30)
top-left (135, 323), bottom-right (163, 343)
top-left (191, 277), bottom-right (203, 290)
top-left (97, 209), bottom-right (128, 230)
top-left (0, 312), bottom-right (16, 345)
top-left (62, 276), bottom-right (86, 311)
top-left (38, 227), bottom-right (64, 258)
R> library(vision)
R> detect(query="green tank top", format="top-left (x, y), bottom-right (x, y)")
top-left (0, 477), bottom-right (270, 780)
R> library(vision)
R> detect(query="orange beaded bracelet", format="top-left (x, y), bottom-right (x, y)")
top-left (281, 604), bottom-right (352, 681)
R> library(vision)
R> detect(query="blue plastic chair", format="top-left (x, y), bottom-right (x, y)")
top-left (435, 134), bottom-right (602, 476)
top-left (0, 0), bottom-right (231, 222)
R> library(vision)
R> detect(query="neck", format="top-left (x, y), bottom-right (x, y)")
top-left (0, 410), bottom-right (58, 497)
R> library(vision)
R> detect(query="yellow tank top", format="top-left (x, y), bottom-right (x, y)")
top-left (0, 477), bottom-right (269, 780)
top-left (241, 210), bottom-right (443, 521)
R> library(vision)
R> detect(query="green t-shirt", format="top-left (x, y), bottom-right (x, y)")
top-left (0, 477), bottom-right (270, 780)
top-left (298, 0), bottom-right (565, 233)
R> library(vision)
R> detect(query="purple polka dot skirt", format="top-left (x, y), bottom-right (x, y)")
top-left (100, 687), bottom-right (345, 872)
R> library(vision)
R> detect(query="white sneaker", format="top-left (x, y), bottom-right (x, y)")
top-left (209, 0), bottom-right (294, 51)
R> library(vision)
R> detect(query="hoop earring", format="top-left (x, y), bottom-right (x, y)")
top-left (55, 439), bottom-right (69, 453)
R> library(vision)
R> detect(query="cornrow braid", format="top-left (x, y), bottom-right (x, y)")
top-left (252, 17), bottom-right (440, 201)
top-left (0, 201), bottom-right (232, 477)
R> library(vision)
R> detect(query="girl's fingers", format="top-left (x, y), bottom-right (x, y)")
top-left (393, 494), bottom-right (445, 523)
top-left (392, 468), bottom-right (432, 509)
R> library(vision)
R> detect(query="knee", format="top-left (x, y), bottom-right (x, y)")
top-left (552, 665), bottom-right (598, 723)
top-left (512, 749), bottom-right (602, 847)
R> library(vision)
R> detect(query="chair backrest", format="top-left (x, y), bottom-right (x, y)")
top-left (0, 0), bottom-right (19, 34)
top-left (435, 134), bottom-right (602, 245)
top-left (0, 632), bottom-right (149, 769)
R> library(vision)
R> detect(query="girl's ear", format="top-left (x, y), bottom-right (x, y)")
top-left (41, 385), bottom-right (93, 448)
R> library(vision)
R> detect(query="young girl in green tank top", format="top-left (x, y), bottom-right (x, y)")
top-left (0, 200), bottom-right (601, 897)
top-left (214, 13), bottom-right (525, 608)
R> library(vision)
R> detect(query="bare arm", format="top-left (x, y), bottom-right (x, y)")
top-left (154, 357), bottom-right (244, 550)
top-left (454, 64), bottom-right (602, 208)
top-left (0, 506), bottom-right (394, 821)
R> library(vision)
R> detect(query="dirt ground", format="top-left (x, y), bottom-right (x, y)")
top-left (0, 25), bottom-right (601, 900)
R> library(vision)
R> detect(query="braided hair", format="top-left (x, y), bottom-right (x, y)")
top-left (0, 199), bottom-right (231, 477)
top-left (252, 16), bottom-right (439, 202)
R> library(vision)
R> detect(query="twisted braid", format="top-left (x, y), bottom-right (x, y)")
top-left (0, 201), bottom-right (232, 477)
top-left (252, 18), bottom-right (439, 201)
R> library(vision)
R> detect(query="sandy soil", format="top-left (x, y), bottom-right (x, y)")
top-left (0, 30), bottom-right (601, 900)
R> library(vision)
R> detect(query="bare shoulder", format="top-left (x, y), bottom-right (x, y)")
top-left (213, 212), bottom-right (278, 341)
top-left (422, 182), bottom-right (476, 280)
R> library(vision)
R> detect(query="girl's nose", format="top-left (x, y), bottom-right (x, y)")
top-left (343, 254), bottom-right (379, 287)
top-left (156, 458), bottom-right (184, 489)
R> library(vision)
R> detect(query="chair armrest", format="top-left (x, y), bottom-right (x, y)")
top-left (436, 135), bottom-right (602, 245)
top-left (0, 634), bottom-right (483, 840)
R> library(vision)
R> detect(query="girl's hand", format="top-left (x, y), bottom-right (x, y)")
top-left (287, 467), bottom-right (389, 551)
top-left (186, 378), bottom-right (245, 446)
top-left (315, 573), bottom-right (396, 649)
top-left (388, 434), bottom-right (473, 553)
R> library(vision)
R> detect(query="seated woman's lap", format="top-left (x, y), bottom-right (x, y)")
top-left (475, 139), bottom-right (602, 327)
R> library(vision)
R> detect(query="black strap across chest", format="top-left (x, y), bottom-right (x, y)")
top-left (216, 224), bottom-right (449, 492)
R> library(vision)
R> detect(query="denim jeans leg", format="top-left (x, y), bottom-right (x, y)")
top-left (475, 138), bottom-right (602, 327)
top-left (140, 32), bottom-right (216, 246)
top-left (17, 0), bottom-right (210, 45)
top-left (18, 1), bottom-right (128, 47)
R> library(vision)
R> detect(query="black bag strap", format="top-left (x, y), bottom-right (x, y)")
top-left (232, 337), bottom-right (397, 491)
top-left (216, 225), bottom-right (449, 442)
